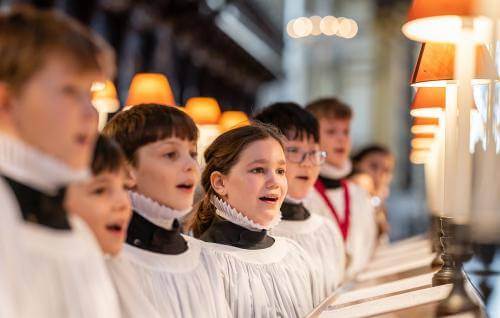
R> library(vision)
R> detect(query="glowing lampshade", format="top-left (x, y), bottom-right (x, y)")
top-left (219, 111), bottom-right (249, 132)
top-left (402, 0), bottom-right (493, 43)
top-left (410, 149), bottom-right (430, 164)
top-left (91, 80), bottom-right (120, 113)
top-left (410, 87), bottom-right (446, 118)
top-left (185, 97), bottom-right (221, 125)
top-left (126, 73), bottom-right (175, 107)
top-left (410, 42), bottom-right (497, 87)
top-left (411, 117), bottom-right (440, 134)
top-left (411, 133), bottom-right (435, 149)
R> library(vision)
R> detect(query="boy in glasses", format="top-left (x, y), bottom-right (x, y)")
top-left (254, 102), bottom-right (346, 299)
top-left (305, 97), bottom-right (377, 278)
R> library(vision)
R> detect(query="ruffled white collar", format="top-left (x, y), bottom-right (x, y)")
top-left (320, 160), bottom-right (352, 179)
top-left (211, 195), bottom-right (281, 232)
top-left (0, 133), bottom-right (89, 194)
top-left (129, 191), bottom-right (191, 230)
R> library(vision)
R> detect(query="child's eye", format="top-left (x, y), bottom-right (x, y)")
top-left (286, 147), bottom-right (299, 153)
top-left (276, 168), bottom-right (286, 175)
top-left (61, 85), bottom-right (78, 96)
top-left (250, 167), bottom-right (265, 174)
top-left (91, 186), bottom-right (107, 196)
top-left (190, 151), bottom-right (198, 160)
top-left (164, 151), bottom-right (178, 160)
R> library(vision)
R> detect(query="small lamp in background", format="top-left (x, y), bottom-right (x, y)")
top-left (219, 111), bottom-right (249, 132)
top-left (412, 117), bottom-right (440, 134)
top-left (185, 97), bottom-right (221, 125)
top-left (410, 42), bottom-right (497, 87)
top-left (91, 80), bottom-right (120, 131)
top-left (185, 97), bottom-right (222, 165)
top-left (402, 0), bottom-right (493, 43)
top-left (410, 149), bottom-right (430, 164)
top-left (410, 87), bottom-right (446, 118)
top-left (411, 133), bottom-right (435, 149)
top-left (126, 73), bottom-right (175, 107)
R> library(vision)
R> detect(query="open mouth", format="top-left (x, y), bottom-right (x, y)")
top-left (106, 223), bottom-right (124, 234)
top-left (296, 176), bottom-right (309, 181)
top-left (259, 195), bottom-right (279, 204)
top-left (333, 148), bottom-right (345, 155)
top-left (176, 183), bottom-right (194, 191)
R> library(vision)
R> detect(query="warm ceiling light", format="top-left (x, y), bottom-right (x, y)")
top-left (410, 87), bottom-right (446, 118)
top-left (286, 19), bottom-right (299, 38)
top-left (320, 16), bottom-right (339, 36)
top-left (293, 17), bottom-right (313, 37)
top-left (310, 16), bottom-right (322, 36)
top-left (126, 73), bottom-right (175, 107)
top-left (410, 42), bottom-right (497, 87)
top-left (402, 0), bottom-right (493, 43)
top-left (185, 97), bottom-right (221, 125)
top-left (219, 111), bottom-right (249, 132)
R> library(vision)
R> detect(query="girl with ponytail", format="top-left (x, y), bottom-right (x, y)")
top-left (191, 123), bottom-right (321, 318)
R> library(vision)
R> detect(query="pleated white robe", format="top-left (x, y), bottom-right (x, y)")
top-left (201, 236), bottom-right (320, 318)
top-left (270, 213), bottom-right (346, 299)
top-left (0, 135), bottom-right (121, 318)
top-left (304, 181), bottom-right (377, 278)
top-left (109, 236), bottom-right (231, 318)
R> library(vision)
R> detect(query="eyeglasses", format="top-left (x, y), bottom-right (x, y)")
top-left (285, 147), bottom-right (327, 165)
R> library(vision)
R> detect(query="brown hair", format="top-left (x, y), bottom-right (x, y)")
top-left (0, 5), bottom-right (111, 92)
top-left (190, 123), bottom-right (285, 237)
top-left (102, 104), bottom-right (198, 166)
top-left (91, 135), bottom-right (126, 175)
top-left (306, 97), bottom-right (352, 120)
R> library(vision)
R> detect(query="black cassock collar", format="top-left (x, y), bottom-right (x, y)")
top-left (281, 201), bottom-right (311, 221)
top-left (317, 175), bottom-right (343, 189)
top-left (200, 215), bottom-right (275, 250)
top-left (3, 176), bottom-right (71, 230)
top-left (126, 211), bottom-right (188, 255)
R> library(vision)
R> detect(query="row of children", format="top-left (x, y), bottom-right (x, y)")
top-left (0, 6), bottom-right (386, 318)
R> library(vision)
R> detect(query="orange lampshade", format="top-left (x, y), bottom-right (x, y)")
top-left (410, 87), bottom-right (446, 118)
top-left (126, 73), bottom-right (175, 107)
top-left (410, 42), bottom-right (497, 87)
top-left (402, 0), bottom-right (492, 43)
top-left (411, 117), bottom-right (440, 134)
top-left (219, 111), bottom-right (249, 132)
top-left (412, 133), bottom-right (435, 149)
top-left (410, 149), bottom-right (430, 164)
top-left (185, 97), bottom-right (221, 125)
top-left (91, 80), bottom-right (120, 113)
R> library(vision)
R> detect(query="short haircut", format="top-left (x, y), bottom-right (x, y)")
top-left (102, 104), bottom-right (198, 165)
top-left (253, 102), bottom-right (319, 143)
top-left (352, 144), bottom-right (393, 165)
top-left (0, 5), bottom-right (109, 92)
top-left (306, 97), bottom-right (352, 120)
top-left (91, 135), bottom-right (126, 175)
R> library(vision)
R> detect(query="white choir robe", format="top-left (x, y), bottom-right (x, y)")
top-left (270, 213), bottom-right (346, 299)
top-left (106, 256), bottom-right (161, 318)
top-left (201, 236), bottom-right (321, 318)
top-left (108, 236), bottom-right (231, 318)
top-left (304, 181), bottom-right (377, 278)
top-left (0, 181), bottom-right (121, 318)
top-left (0, 134), bottom-right (121, 318)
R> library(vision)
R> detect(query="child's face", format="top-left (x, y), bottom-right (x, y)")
top-left (3, 55), bottom-right (99, 169)
top-left (132, 137), bottom-right (200, 211)
top-left (318, 118), bottom-right (351, 168)
top-left (213, 138), bottom-right (287, 226)
top-left (66, 170), bottom-right (131, 255)
top-left (283, 136), bottom-right (321, 200)
top-left (357, 152), bottom-right (394, 197)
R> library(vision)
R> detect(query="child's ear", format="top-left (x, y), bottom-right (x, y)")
top-left (210, 171), bottom-right (227, 198)
top-left (123, 162), bottom-right (137, 189)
